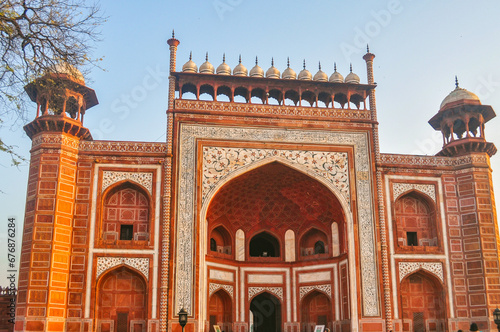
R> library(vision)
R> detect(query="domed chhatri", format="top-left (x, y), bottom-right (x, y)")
top-left (249, 56), bottom-right (264, 78)
top-left (428, 77), bottom-right (497, 157)
top-left (216, 54), bottom-right (231, 75)
top-left (233, 55), bottom-right (248, 76)
top-left (345, 64), bottom-right (360, 84)
top-left (182, 51), bottom-right (198, 73)
top-left (298, 60), bottom-right (312, 80)
top-left (313, 62), bottom-right (328, 82)
top-left (199, 52), bottom-right (215, 74)
top-left (440, 76), bottom-right (481, 111)
top-left (282, 57), bottom-right (296, 80)
top-left (266, 58), bottom-right (280, 79)
top-left (329, 63), bottom-right (344, 83)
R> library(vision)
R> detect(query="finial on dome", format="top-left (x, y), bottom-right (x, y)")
top-left (334, 62), bottom-right (337, 71)
top-left (350, 63), bottom-right (353, 72)
top-left (455, 75), bottom-right (459, 88)
top-left (318, 61), bottom-right (322, 70)
top-left (172, 30), bottom-right (175, 38)
top-left (222, 53), bottom-right (226, 62)
top-left (303, 60), bottom-right (306, 70)
top-left (255, 56), bottom-right (258, 65)
top-left (271, 58), bottom-right (274, 66)
top-left (287, 57), bottom-right (290, 67)
top-left (206, 52), bottom-right (209, 61)
top-left (367, 44), bottom-right (370, 53)
top-left (238, 54), bottom-right (242, 64)
top-left (189, 51), bottom-right (192, 60)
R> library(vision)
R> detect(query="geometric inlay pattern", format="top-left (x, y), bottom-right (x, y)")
top-left (102, 171), bottom-right (153, 195)
top-left (398, 262), bottom-right (443, 282)
top-left (177, 124), bottom-right (378, 316)
top-left (209, 283), bottom-right (234, 298)
top-left (96, 257), bottom-right (149, 280)
top-left (299, 284), bottom-right (332, 300)
top-left (393, 183), bottom-right (436, 202)
top-left (203, 147), bottom-right (349, 203)
top-left (248, 287), bottom-right (283, 301)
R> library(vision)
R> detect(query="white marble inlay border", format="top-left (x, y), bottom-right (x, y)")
top-left (203, 147), bottom-right (349, 203)
top-left (393, 183), bottom-right (436, 202)
top-left (399, 262), bottom-right (443, 282)
top-left (248, 287), bottom-right (284, 301)
top-left (102, 171), bottom-right (153, 194)
top-left (96, 257), bottom-right (149, 280)
top-left (299, 284), bottom-right (332, 300)
top-left (176, 124), bottom-right (378, 316)
top-left (209, 283), bottom-right (234, 298)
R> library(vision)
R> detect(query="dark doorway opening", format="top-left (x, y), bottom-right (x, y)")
top-left (250, 292), bottom-right (281, 332)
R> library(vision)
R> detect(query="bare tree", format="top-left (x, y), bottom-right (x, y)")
top-left (0, 0), bottom-right (104, 165)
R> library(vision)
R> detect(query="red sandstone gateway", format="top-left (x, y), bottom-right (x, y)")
top-left (13, 33), bottom-right (500, 332)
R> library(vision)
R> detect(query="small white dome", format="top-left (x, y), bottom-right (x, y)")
top-left (313, 62), bottom-right (328, 82)
top-left (216, 54), bottom-right (231, 75)
top-left (182, 52), bottom-right (198, 73)
top-left (298, 60), bottom-right (312, 80)
top-left (199, 53), bottom-right (215, 74)
top-left (233, 55), bottom-right (248, 76)
top-left (329, 63), bottom-right (344, 83)
top-left (250, 57), bottom-right (264, 78)
top-left (440, 77), bottom-right (481, 110)
top-left (345, 64), bottom-right (360, 84)
top-left (282, 58), bottom-right (296, 79)
top-left (266, 58), bottom-right (280, 79)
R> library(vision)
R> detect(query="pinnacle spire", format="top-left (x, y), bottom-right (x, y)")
top-left (223, 53), bottom-right (226, 62)
top-left (255, 56), bottom-right (258, 65)
top-left (367, 44), bottom-right (370, 53)
top-left (238, 54), bottom-right (241, 63)
top-left (334, 62), bottom-right (337, 71)
top-left (189, 51), bottom-right (192, 60)
top-left (455, 75), bottom-right (459, 88)
top-left (350, 63), bottom-right (353, 72)
top-left (287, 57), bottom-right (290, 67)
top-left (205, 52), bottom-right (209, 61)
top-left (172, 29), bottom-right (175, 38)
top-left (271, 57), bottom-right (274, 66)
top-left (318, 61), bottom-right (322, 70)
top-left (303, 59), bottom-right (306, 69)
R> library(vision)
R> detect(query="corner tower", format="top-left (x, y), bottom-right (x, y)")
top-left (15, 65), bottom-right (97, 331)
top-left (428, 77), bottom-right (496, 157)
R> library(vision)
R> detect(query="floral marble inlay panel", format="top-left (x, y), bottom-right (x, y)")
top-left (393, 183), bottom-right (436, 202)
top-left (203, 147), bottom-right (349, 203)
top-left (209, 283), bottom-right (234, 298)
top-left (96, 257), bottom-right (149, 280)
top-left (102, 171), bottom-right (153, 195)
top-left (399, 262), bottom-right (443, 282)
top-left (248, 287), bottom-right (283, 301)
top-left (299, 284), bottom-right (332, 300)
top-left (176, 124), bottom-right (378, 316)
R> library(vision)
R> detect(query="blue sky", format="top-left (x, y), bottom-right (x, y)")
top-left (1, 0), bottom-right (500, 283)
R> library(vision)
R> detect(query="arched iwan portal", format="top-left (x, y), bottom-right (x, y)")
top-left (96, 266), bottom-right (147, 332)
top-left (400, 271), bottom-right (445, 332)
top-left (250, 292), bottom-right (282, 332)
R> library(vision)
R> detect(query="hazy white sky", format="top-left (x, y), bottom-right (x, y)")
top-left (1, 0), bottom-right (500, 283)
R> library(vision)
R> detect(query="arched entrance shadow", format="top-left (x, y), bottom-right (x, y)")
top-left (250, 292), bottom-right (282, 332)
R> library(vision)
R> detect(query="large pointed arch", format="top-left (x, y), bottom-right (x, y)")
top-left (199, 157), bottom-right (357, 330)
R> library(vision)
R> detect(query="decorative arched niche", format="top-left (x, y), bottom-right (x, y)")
top-left (96, 266), bottom-right (148, 332)
top-left (394, 190), bottom-right (440, 251)
top-left (100, 181), bottom-right (152, 246)
top-left (208, 224), bottom-right (232, 257)
top-left (299, 228), bottom-right (329, 259)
